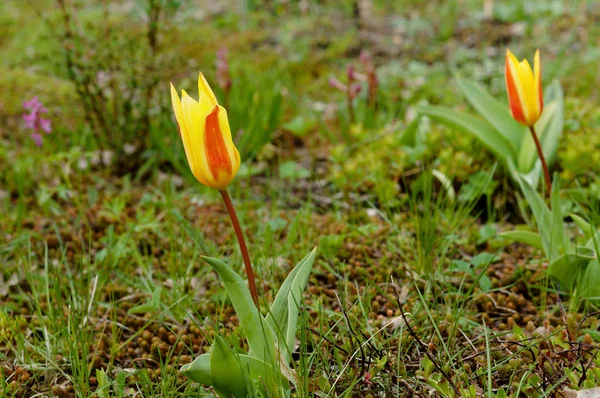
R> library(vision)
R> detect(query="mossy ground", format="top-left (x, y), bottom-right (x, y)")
top-left (1, 1), bottom-right (600, 397)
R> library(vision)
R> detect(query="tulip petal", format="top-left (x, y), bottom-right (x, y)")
top-left (171, 84), bottom-right (197, 173)
top-left (182, 93), bottom-right (212, 186)
top-left (505, 50), bottom-right (526, 125)
top-left (215, 105), bottom-right (240, 176)
top-left (198, 72), bottom-right (218, 108)
top-left (204, 105), bottom-right (233, 186)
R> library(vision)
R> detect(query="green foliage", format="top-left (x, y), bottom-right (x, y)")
top-left (181, 249), bottom-right (317, 396)
top-left (418, 77), bottom-right (564, 188)
top-left (227, 70), bottom-right (283, 161)
top-left (500, 175), bottom-right (600, 299)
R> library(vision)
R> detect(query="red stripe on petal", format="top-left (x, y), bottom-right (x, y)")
top-left (505, 59), bottom-right (526, 125)
top-left (204, 106), bottom-right (232, 181)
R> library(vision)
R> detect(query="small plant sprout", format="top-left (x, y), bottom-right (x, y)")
top-left (170, 73), bottom-right (317, 396)
top-left (358, 50), bottom-right (378, 108)
top-left (23, 96), bottom-right (52, 147)
top-left (329, 65), bottom-right (362, 123)
top-left (505, 49), bottom-right (550, 194)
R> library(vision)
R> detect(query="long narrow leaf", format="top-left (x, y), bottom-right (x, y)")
top-left (498, 230), bottom-right (543, 250)
top-left (266, 248), bottom-right (317, 345)
top-left (550, 176), bottom-right (571, 254)
top-left (578, 259), bottom-right (600, 300)
top-left (548, 250), bottom-right (595, 291)
top-left (570, 213), bottom-right (593, 238)
top-left (455, 76), bottom-right (524, 152)
top-left (210, 336), bottom-right (248, 398)
top-left (203, 256), bottom-right (277, 363)
top-left (417, 106), bottom-right (514, 163)
top-left (181, 352), bottom-right (290, 387)
top-left (517, 176), bottom-right (556, 260)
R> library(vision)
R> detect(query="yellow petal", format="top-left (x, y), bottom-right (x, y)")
top-left (198, 72), bottom-right (218, 107)
top-left (171, 83), bottom-right (197, 175)
top-left (181, 94), bottom-right (212, 186)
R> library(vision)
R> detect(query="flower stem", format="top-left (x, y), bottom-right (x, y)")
top-left (219, 189), bottom-right (259, 308)
top-left (529, 125), bottom-right (552, 196)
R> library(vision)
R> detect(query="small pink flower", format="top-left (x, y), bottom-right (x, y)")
top-left (329, 77), bottom-right (347, 92)
top-left (23, 113), bottom-right (37, 129)
top-left (23, 96), bottom-right (42, 111)
top-left (23, 96), bottom-right (52, 146)
top-left (40, 118), bottom-right (52, 133)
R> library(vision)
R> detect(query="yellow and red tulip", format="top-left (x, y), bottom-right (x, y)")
top-left (504, 49), bottom-right (543, 127)
top-left (170, 73), bottom-right (241, 189)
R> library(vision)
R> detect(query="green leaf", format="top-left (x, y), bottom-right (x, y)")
top-left (285, 291), bottom-right (300, 360)
top-left (202, 257), bottom-right (277, 363)
top-left (398, 116), bottom-right (420, 147)
top-left (266, 248), bottom-right (317, 361)
top-left (549, 249), bottom-right (595, 292)
top-left (570, 213), bottom-right (593, 238)
top-left (517, 176), bottom-right (560, 261)
top-left (181, 353), bottom-right (290, 389)
top-left (455, 75), bottom-right (524, 152)
top-left (498, 230), bottom-right (543, 250)
top-left (539, 81), bottom-right (564, 168)
top-left (417, 106), bottom-right (514, 163)
top-left (550, 176), bottom-right (571, 253)
top-left (210, 336), bottom-right (248, 398)
top-left (180, 354), bottom-right (212, 385)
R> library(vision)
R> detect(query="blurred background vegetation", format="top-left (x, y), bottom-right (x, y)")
top-left (2, 0), bottom-right (598, 209)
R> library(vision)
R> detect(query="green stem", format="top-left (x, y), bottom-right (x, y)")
top-left (529, 125), bottom-right (551, 196)
top-left (219, 189), bottom-right (259, 308)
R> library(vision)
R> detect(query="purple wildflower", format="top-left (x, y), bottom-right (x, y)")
top-left (23, 97), bottom-right (52, 146)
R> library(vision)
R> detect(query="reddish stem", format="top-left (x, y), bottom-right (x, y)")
top-left (529, 125), bottom-right (552, 196)
top-left (219, 189), bottom-right (259, 307)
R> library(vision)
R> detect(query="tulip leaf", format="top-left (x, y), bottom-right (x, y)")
top-left (202, 256), bottom-right (277, 363)
top-left (570, 213), bottom-right (593, 238)
top-left (550, 176), bottom-right (571, 254)
top-left (266, 247), bottom-right (317, 361)
top-left (285, 290), bottom-right (300, 361)
top-left (210, 336), bottom-right (248, 398)
top-left (181, 352), bottom-right (291, 391)
top-left (180, 354), bottom-right (212, 385)
top-left (417, 106), bottom-right (514, 163)
top-left (498, 230), bottom-right (543, 250)
top-left (578, 259), bottom-right (600, 300)
top-left (455, 75), bottom-right (524, 152)
top-left (516, 176), bottom-right (559, 261)
top-left (548, 249), bottom-right (595, 292)
top-left (539, 81), bottom-right (564, 167)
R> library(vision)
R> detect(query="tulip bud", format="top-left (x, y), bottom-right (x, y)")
top-left (170, 73), bottom-right (241, 189)
top-left (505, 49), bottom-right (543, 127)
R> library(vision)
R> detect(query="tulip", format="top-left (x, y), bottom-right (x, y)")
top-left (505, 49), bottom-right (551, 194)
top-left (504, 49), bottom-right (543, 127)
top-left (170, 72), bottom-right (258, 307)
top-left (170, 72), bottom-right (241, 190)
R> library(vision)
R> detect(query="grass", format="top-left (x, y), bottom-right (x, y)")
top-left (2, 0), bottom-right (600, 397)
